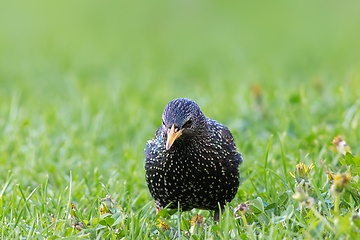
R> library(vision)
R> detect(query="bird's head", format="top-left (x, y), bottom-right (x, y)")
top-left (161, 98), bottom-right (206, 150)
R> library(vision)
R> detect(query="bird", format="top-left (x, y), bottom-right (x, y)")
top-left (145, 98), bottom-right (242, 221)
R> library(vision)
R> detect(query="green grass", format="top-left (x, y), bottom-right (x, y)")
top-left (1, 1), bottom-right (360, 239)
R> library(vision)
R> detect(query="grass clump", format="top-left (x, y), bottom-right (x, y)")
top-left (1, 1), bottom-right (360, 239)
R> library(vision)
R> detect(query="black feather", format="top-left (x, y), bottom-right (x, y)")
top-left (145, 98), bottom-right (243, 219)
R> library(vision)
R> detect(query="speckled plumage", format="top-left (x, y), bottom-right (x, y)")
top-left (145, 98), bottom-right (242, 220)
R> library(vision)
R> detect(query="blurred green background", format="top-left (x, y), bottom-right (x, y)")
top-left (1, 1), bottom-right (360, 206)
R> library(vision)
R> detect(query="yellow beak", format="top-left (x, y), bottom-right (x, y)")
top-left (166, 124), bottom-right (183, 150)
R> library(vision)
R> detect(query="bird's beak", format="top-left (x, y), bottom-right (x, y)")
top-left (166, 124), bottom-right (183, 150)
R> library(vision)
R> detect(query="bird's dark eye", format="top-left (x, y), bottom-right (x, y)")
top-left (182, 118), bottom-right (193, 128)
top-left (162, 119), bottom-right (165, 126)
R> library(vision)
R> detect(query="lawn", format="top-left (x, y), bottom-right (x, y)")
top-left (1, 1), bottom-right (360, 239)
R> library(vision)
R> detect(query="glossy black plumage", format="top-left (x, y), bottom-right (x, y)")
top-left (145, 98), bottom-right (242, 220)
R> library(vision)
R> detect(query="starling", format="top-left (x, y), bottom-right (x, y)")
top-left (145, 98), bottom-right (242, 221)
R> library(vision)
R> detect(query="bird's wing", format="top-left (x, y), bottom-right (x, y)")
top-left (145, 126), bottom-right (164, 168)
top-left (206, 118), bottom-right (243, 166)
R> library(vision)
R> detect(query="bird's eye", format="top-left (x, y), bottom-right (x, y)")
top-left (182, 118), bottom-right (193, 128)
top-left (162, 119), bottom-right (165, 126)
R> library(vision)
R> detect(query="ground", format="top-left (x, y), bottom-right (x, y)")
top-left (0, 1), bottom-right (360, 239)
